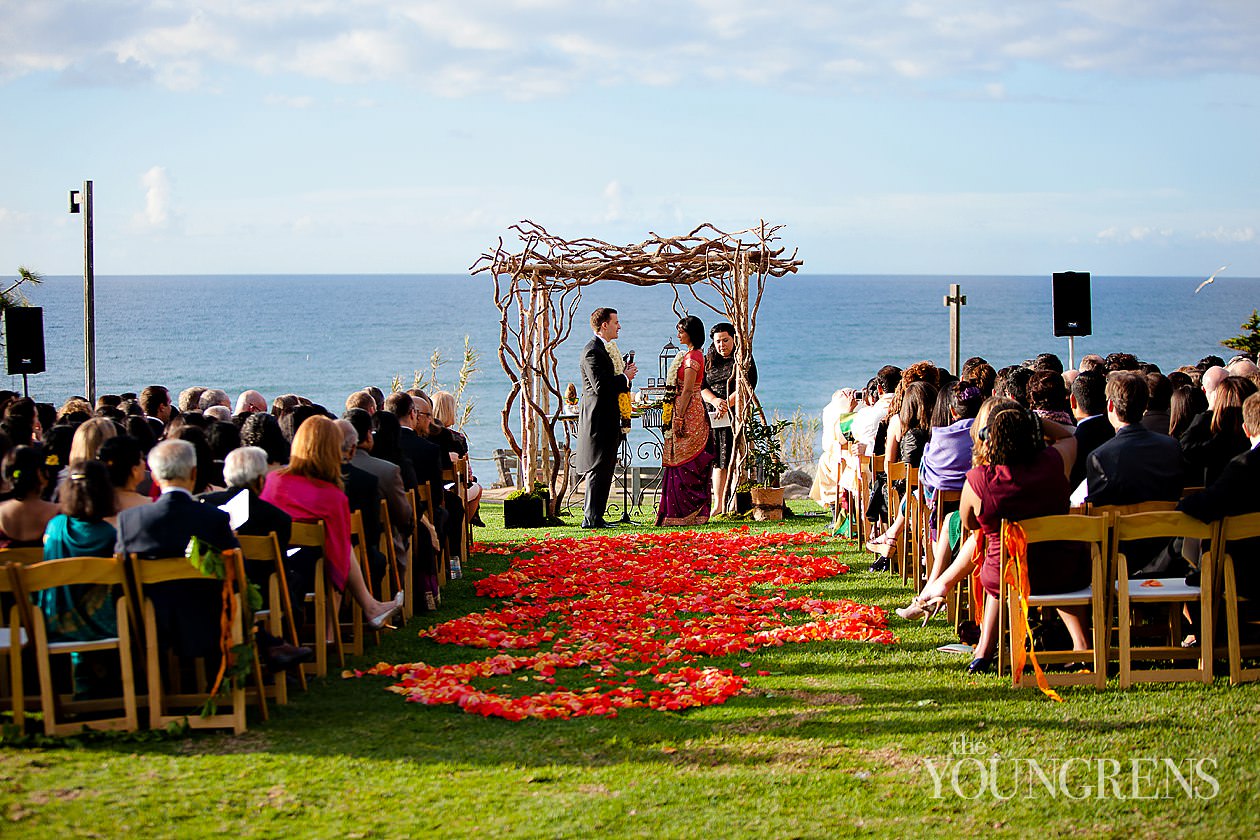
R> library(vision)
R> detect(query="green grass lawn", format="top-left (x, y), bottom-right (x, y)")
top-left (3, 501), bottom-right (1257, 838)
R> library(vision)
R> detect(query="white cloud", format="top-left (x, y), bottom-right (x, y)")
top-left (137, 166), bottom-right (173, 229)
top-left (602, 180), bottom-right (624, 222)
top-left (1196, 226), bottom-right (1256, 243)
top-left (3, 1), bottom-right (1259, 97)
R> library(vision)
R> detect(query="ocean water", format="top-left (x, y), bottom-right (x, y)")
top-left (8, 273), bottom-right (1255, 468)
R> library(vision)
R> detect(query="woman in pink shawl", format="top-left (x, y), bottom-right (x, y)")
top-left (261, 415), bottom-right (401, 629)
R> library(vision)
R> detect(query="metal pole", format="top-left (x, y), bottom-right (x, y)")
top-left (1067, 336), bottom-right (1076, 371)
top-left (943, 283), bottom-right (967, 376)
top-left (82, 180), bottom-right (96, 403)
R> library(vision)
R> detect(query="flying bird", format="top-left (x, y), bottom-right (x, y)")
top-left (1194, 264), bottom-right (1230, 294)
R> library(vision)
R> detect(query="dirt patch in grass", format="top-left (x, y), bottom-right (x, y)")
top-left (177, 731), bottom-right (270, 756)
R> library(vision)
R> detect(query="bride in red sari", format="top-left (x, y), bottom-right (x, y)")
top-left (657, 316), bottom-right (715, 526)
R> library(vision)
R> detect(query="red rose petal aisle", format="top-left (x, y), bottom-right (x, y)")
top-left (354, 527), bottom-right (895, 720)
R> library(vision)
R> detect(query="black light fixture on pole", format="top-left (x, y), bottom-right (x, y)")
top-left (69, 181), bottom-right (96, 403)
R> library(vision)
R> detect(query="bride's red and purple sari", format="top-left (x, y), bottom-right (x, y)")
top-left (656, 349), bottom-right (715, 526)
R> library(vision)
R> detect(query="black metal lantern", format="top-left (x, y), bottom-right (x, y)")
top-left (657, 340), bottom-right (678, 385)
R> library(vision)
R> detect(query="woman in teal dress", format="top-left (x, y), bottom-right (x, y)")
top-left (39, 460), bottom-right (119, 643)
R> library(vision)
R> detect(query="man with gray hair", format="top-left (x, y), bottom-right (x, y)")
top-left (116, 440), bottom-right (240, 659)
top-left (178, 386), bottom-right (207, 414)
top-left (198, 388), bottom-right (231, 412)
top-left (199, 446), bottom-right (313, 672)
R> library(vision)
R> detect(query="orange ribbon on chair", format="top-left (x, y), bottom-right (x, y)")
top-left (1002, 522), bottom-right (1063, 703)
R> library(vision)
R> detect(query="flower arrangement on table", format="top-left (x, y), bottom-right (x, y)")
top-left (607, 340), bottom-right (633, 433)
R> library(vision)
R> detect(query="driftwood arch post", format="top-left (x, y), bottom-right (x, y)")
top-left (471, 220), bottom-right (801, 516)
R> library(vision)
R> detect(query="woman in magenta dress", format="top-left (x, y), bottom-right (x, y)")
top-left (657, 316), bottom-right (714, 526)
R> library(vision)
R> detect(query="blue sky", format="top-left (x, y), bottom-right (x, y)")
top-left (2, 1), bottom-right (1258, 276)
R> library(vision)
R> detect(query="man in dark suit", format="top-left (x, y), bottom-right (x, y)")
top-left (344, 408), bottom-right (414, 570)
top-left (1069, 370), bottom-right (1114, 488)
top-left (1086, 371), bottom-right (1184, 506)
top-left (575, 307), bottom-right (639, 528)
top-left (116, 439), bottom-right (240, 659)
top-left (1180, 392), bottom-right (1260, 598)
top-left (335, 419), bottom-right (387, 587)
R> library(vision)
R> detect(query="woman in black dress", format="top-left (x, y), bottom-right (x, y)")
top-left (701, 322), bottom-right (757, 516)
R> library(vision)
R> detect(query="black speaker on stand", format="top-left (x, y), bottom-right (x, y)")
top-left (1051, 272), bottom-right (1091, 368)
top-left (5, 307), bottom-right (46, 397)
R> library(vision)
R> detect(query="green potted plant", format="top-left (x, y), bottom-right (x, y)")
top-left (744, 415), bottom-right (789, 521)
top-left (503, 481), bottom-right (549, 528)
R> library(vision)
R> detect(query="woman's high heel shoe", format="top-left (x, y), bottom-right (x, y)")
top-left (895, 595), bottom-right (944, 624)
top-left (918, 596), bottom-right (946, 627)
top-left (966, 656), bottom-right (993, 675)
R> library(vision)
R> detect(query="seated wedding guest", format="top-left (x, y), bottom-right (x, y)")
top-left (1198, 355), bottom-right (1226, 372)
top-left (345, 391), bottom-right (377, 416)
top-left (430, 390), bottom-right (484, 527)
top-left (344, 409), bottom-right (413, 566)
top-left (960, 358), bottom-right (996, 397)
top-left (271, 394), bottom-right (300, 419)
top-left (234, 390), bottom-right (267, 416)
top-left (203, 406), bottom-right (231, 422)
top-left (1181, 375), bottom-right (1257, 486)
top-left (370, 410), bottom-right (419, 490)
top-left (198, 389), bottom-right (230, 412)
top-left (1169, 385), bottom-right (1206, 439)
top-left (1032, 352), bottom-right (1064, 374)
top-left (260, 416), bottom-right (401, 630)
top-left (115, 439), bottom-right (237, 659)
top-left (993, 365), bottom-right (1033, 406)
top-left (334, 419), bottom-right (386, 585)
top-left (240, 412), bottom-right (289, 469)
top-left (850, 365), bottom-right (900, 453)
top-left (1028, 369), bottom-right (1073, 425)
top-left (702, 322), bottom-right (758, 515)
top-left (39, 459), bottom-right (120, 696)
top-left (199, 446), bottom-right (306, 624)
top-left (0, 446), bottom-right (58, 546)
top-left (3, 398), bottom-right (39, 447)
top-left (364, 386), bottom-right (385, 413)
top-left (1106, 352), bottom-right (1140, 372)
top-left (1068, 370), bottom-right (1112, 488)
top-left (99, 435), bottom-right (152, 523)
top-left (124, 415), bottom-right (157, 455)
top-left (1179, 392), bottom-right (1260, 600)
top-left (69, 417), bottom-right (117, 465)
top-left (206, 420), bottom-right (241, 475)
top-left (140, 385), bottom-right (172, 427)
top-left (1141, 372), bottom-right (1174, 435)
top-left (177, 387), bottom-right (206, 414)
top-left (959, 401), bottom-right (1087, 674)
top-left (867, 379), bottom-right (937, 558)
top-left (1087, 371), bottom-right (1183, 507)
top-left (168, 425), bottom-right (222, 493)
top-left (808, 387), bottom-right (861, 513)
top-left (1078, 354), bottom-right (1105, 374)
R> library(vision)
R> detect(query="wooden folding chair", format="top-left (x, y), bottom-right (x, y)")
top-left (0, 547), bottom-right (46, 567)
top-left (830, 442), bottom-right (858, 539)
top-left (884, 461), bottom-right (908, 578)
top-left (402, 489), bottom-right (418, 619)
top-left (416, 483), bottom-right (448, 586)
top-left (0, 561), bottom-right (29, 733)
top-left (856, 453), bottom-right (884, 545)
top-left (237, 532), bottom-right (307, 698)
top-left (997, 514), bottom-right (1109, 690)
top-left (1217, 512), bottom-right (1260, 685)
top-left (442, 459), bottom-right (471, 571)
top-left (128, 552), bottom-right (254, 733)
top-left (1112, 511), bottom-right (1215, 687)
top-left (289, 520), bottom-right (340, 676)
top-left (10, 555), bottom-right (140, 734)
top-left (345, 510), bottom-right (372, 655)
top-left (378, 498), bottom-right (402, 602)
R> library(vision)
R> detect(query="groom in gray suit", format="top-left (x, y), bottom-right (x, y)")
top-left (575, 307), bottom-right (638, 528)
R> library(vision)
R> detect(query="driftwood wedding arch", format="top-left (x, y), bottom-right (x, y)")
top-left (470, 220), bottom-right (801, 515)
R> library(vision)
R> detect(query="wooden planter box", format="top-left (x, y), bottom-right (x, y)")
top-left (503, 494), bottom-right (547, 529)
top-left (750, 487), bottom-right (784, 521)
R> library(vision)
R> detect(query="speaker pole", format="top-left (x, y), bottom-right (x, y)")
top-left (21, 373), bottom-right (28, 399)
top-left (1067, 336), bottom-right (1076, 371)
top-left (943, 283), bottom-right (967, 376)
top-left (70, 180), bottom-right (96, 403)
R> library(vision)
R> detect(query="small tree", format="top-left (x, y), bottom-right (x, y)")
top-left (1222, 309), bottom-right (1260, 356)
top-left (1, 267), bottom-right (43, 349)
